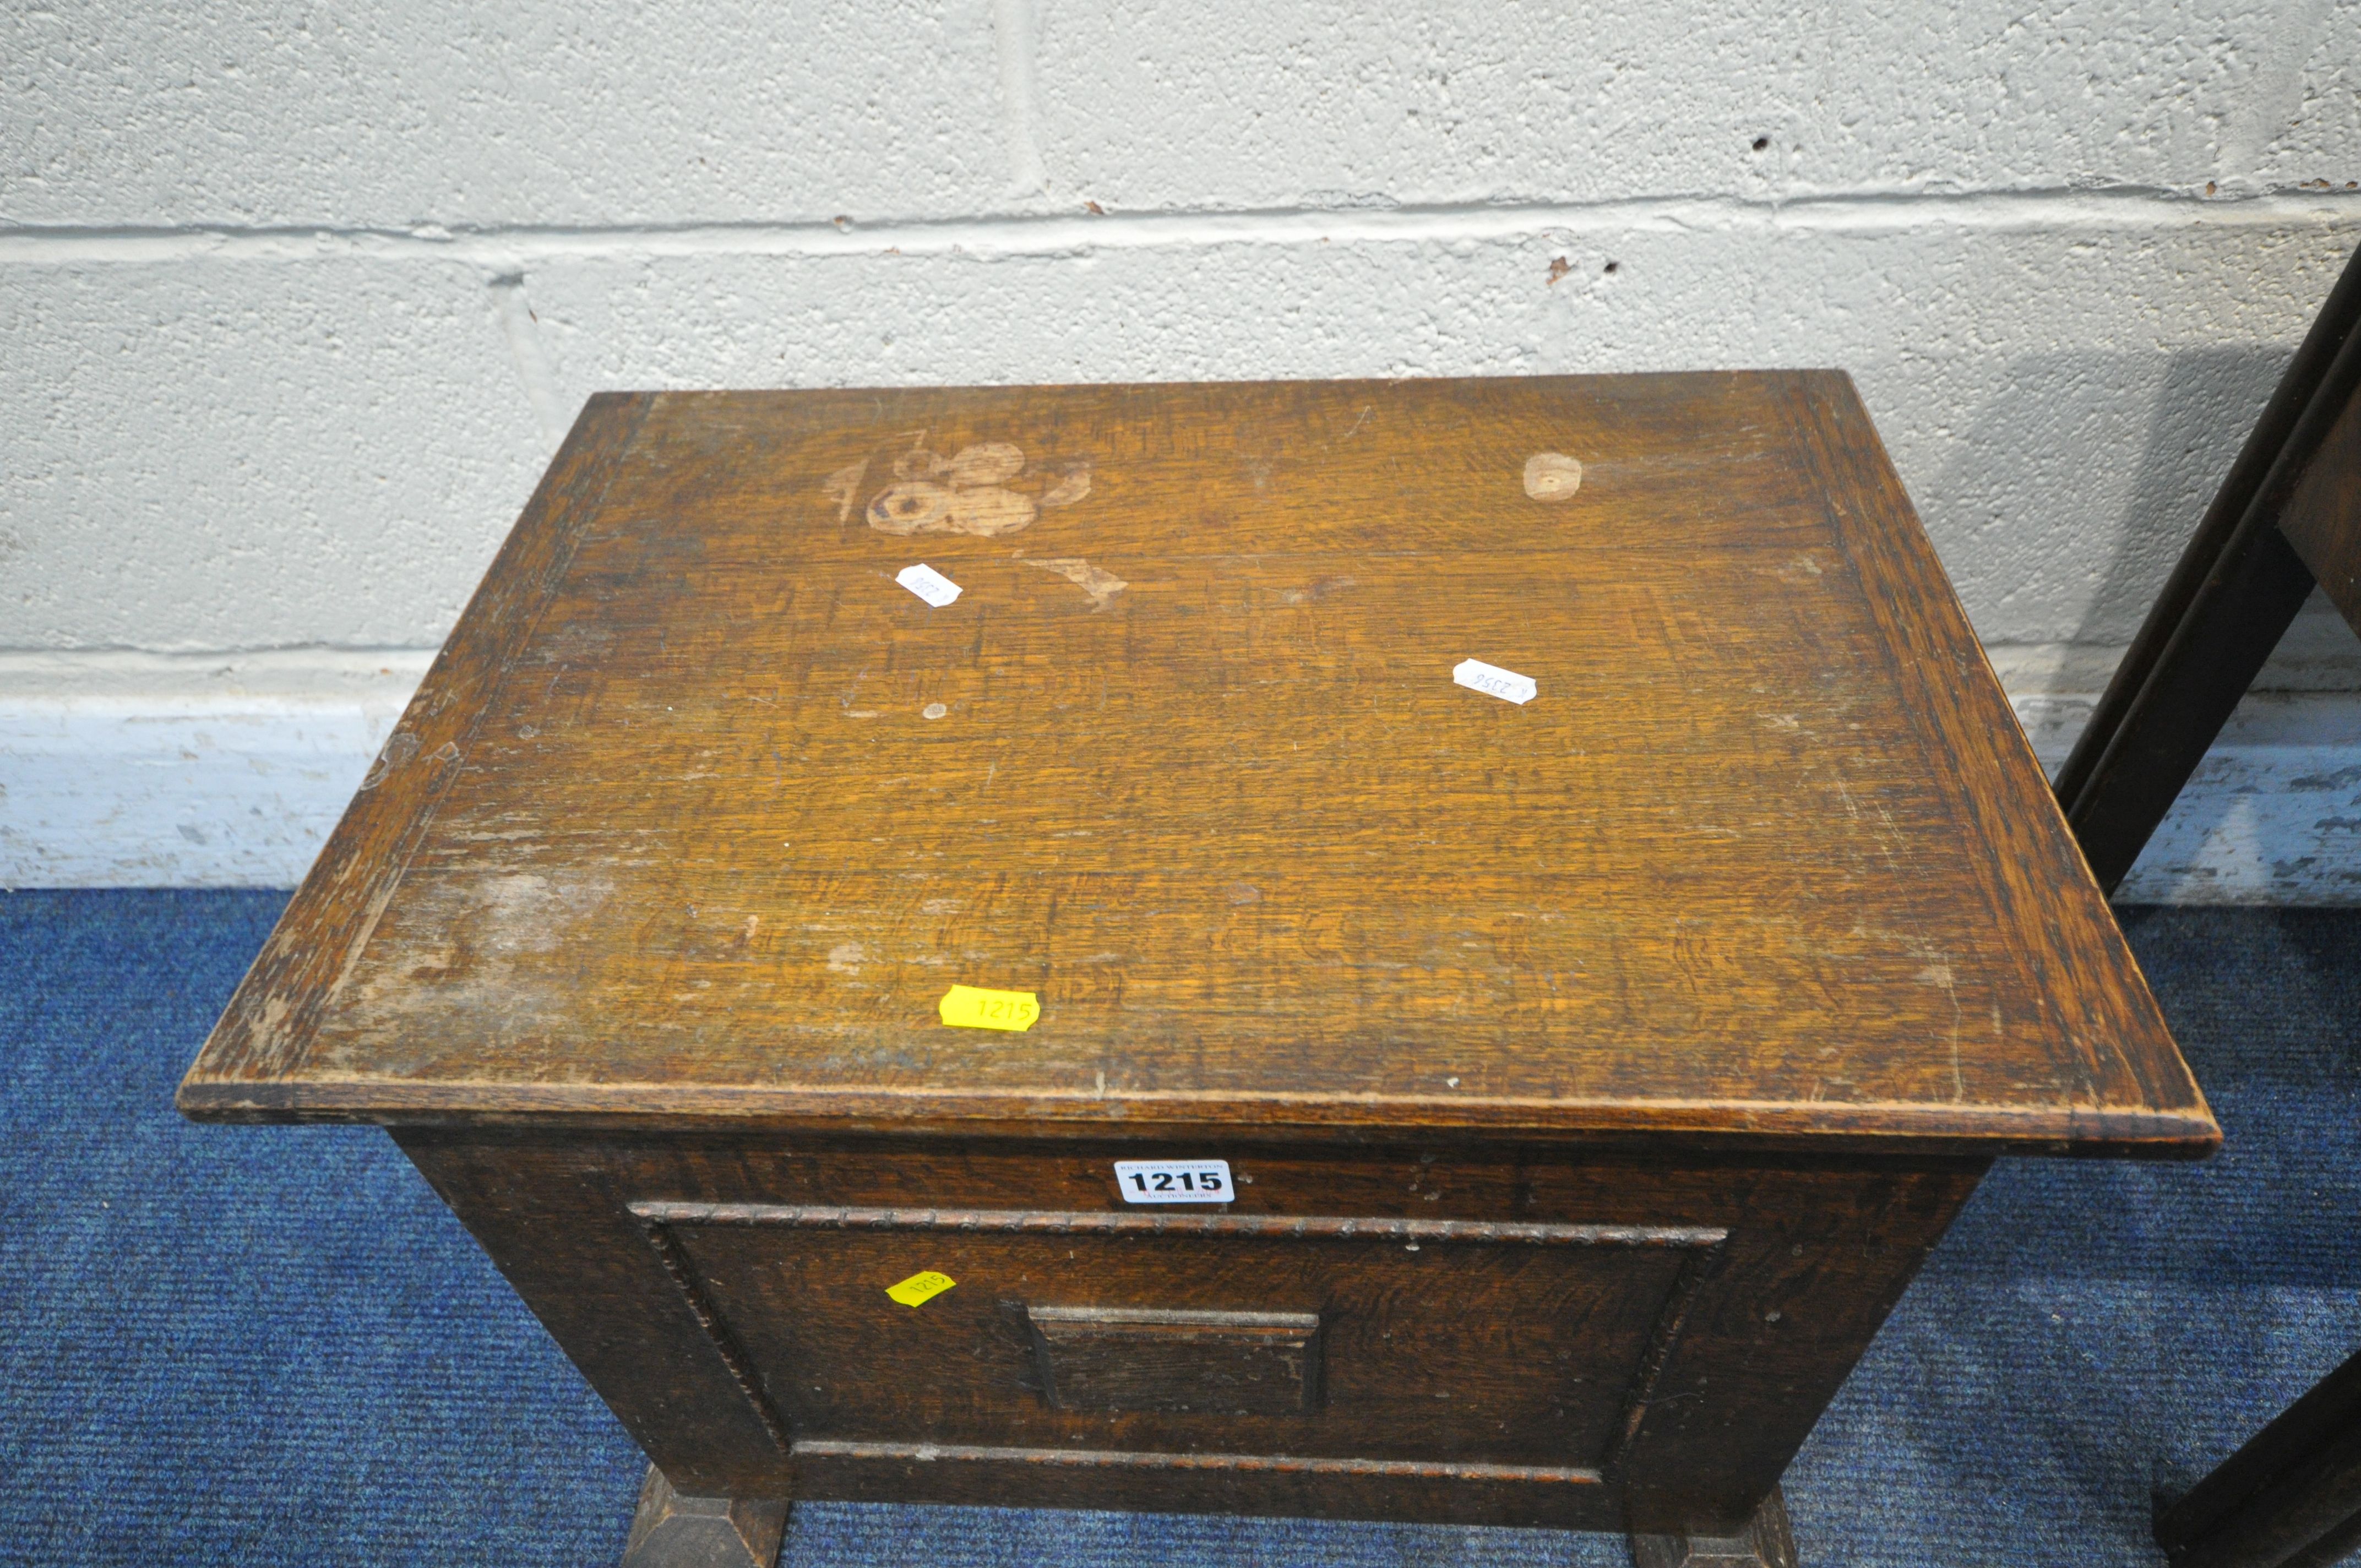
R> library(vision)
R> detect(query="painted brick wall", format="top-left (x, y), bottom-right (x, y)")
top-left (3, 0), bottom-right (2359, 891)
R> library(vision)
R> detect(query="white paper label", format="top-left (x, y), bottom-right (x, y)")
top-left (896, 563), bottom-right (963, 607)
top-left (1453, 658), bottom-right (1537, 705)
top-left (1113, 1159), bottom-right (1234, 1204)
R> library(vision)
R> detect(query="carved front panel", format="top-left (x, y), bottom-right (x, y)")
top-left (635, 1204), bottom-right (1723, 1476)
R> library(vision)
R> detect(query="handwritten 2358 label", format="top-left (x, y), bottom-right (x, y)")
top-left (1113, 1159), bottom-right (1234, 1204)
top-left (895, 562), bottom-right (963, 607)
top-left (1452, 657), bottom-right (1537, 705)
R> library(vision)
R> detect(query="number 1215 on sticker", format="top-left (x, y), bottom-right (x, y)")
top-left (1113, 1159), bottom-right (1233, 1204)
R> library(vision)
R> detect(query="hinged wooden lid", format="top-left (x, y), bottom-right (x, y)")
top-left (178, 374), bottom-right (2216, 1156)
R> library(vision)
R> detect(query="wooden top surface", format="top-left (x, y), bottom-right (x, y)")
top-left (178, 374), bottom-right (2216, 1155)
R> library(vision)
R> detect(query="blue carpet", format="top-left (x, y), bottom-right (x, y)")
top-left (2, 891), bottom-right (2356, 1567)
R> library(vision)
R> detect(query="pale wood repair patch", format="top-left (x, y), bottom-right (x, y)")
top-left (1524, 452), bottom-right (1584, 501)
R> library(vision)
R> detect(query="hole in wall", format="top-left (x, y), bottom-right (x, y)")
top-left (1751, 135), bottom-right (1770, 151)
top-left (1603, 261), bottom-right (1619, 275)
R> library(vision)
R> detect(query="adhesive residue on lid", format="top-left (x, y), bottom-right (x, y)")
top-left (862, 440), bottom-right (1092, 538)
top-left (1039, 466), bottom-right (1092, 508)
top-left (822, 459), bottom-right (871, 521)
top-left (943, 442), bottom-right (1024, 486)
top-left (873, 482), bottom-right (957, 533)
top-left (1024, 556), bottom-right (1128, 611)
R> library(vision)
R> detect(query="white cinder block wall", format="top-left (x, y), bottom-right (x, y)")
top-left (4, 0), bottom-right (2359, 896)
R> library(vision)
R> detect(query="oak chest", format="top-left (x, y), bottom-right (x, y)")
top-left (180, 375), bottom-right (2216, 1566)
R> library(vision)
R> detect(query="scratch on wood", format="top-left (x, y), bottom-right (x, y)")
top-left (1916, 962), bottom-right (1966, 1103)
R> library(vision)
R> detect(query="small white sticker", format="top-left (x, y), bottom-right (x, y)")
top-left (1453, 658), bottom-right (1537, 705)
top-left (1113, 1159), bottom-right (1234, 1204)
top-left (896, 563), bottom-right (963, 607)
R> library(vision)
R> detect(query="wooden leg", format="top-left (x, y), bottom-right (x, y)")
top-left (1628, 1485), bottom-right (1798, 1568)
top-left (618, 1464), bottom-right (788, 1568)
top-left (2155, 1346), bottom-right (2361, 1568)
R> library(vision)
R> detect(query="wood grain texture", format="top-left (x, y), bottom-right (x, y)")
top-left (1023, 1306), bottom-right (1324, 1417)
top-left (786, 1440), bottom-right (1611, 1529)
top-left (180, 375), bottom-right (2211, 1158)
top-left (175, 391), bottom-right (653, 1094)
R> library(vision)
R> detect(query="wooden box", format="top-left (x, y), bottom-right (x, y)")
top-left (180, 375), bottom-right (2215, 1566)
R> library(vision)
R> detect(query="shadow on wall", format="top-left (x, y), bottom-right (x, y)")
top-left (1921, 347), bottom-right (2296, 891)
top-left (2073, 345), bottom-right (2294, 653)
top-left (1925, 346), bottom-right (2289, 653)
top-left (1968, 344), bottom-right (2361, 901)
top-left (2091, 348), bottom-right (2261, 879)
top-left (2103, 346), bottom-right (2314, 896)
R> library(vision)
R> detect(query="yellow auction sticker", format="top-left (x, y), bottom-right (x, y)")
top-left (938, 984), bottom-right (1040, 1031)
top-left (885, 1270), bottom-right (957, 1308)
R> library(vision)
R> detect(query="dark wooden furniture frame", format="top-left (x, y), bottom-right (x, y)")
top-left (2056, 240), bottom-right (2361, 895)
top-left (2157, 1351), bottom-right (2361, 1568)
top-left (2055, 242), bottom-right (2361, 1568)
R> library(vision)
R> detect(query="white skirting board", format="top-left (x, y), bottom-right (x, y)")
top-left (3, 645), bottom-right (2358, 902)
top-left (0, 651), bottom-right (429, 890)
